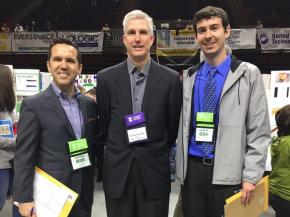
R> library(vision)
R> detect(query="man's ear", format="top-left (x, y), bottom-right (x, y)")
top-left (78, 64), bottom-right (83, 75)
top-left (46, 60), bottom-right (50, 72)
top-left (225, 25), bottom-right (231, 39)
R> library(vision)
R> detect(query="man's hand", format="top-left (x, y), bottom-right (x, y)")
top-left (19, 202), bottom-right (36, 217)
top-left (241, 181), bottom-right (256, 206)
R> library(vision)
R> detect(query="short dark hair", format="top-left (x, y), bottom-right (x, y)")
top-left (0, 65), bottom-right (15, 113)
top-left (48, 38), bottom-right (82, 64)
top-left (193, 6), bottom-right (229, 32)
top-left (275, 104), bottom-right (290, 137)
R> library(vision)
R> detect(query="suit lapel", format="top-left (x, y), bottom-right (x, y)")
top-left (115, 61), bottom-right (133, 114)
top-left (142, 61), bottom-right (162, 113)
top-left (45, 85), bottom-right (76, 139)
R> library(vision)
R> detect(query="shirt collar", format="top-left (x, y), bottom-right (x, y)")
top-left (127, 58), bottom-right (151, 77)
top-left (204, 54), bottom-right (231, 77)
top-left (51, 81), bottom-right (81, 99)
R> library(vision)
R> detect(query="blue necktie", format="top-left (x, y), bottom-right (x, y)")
top-left (201, 68), bottom-right (217, 155)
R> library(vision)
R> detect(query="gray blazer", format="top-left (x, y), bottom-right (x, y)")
top-left (176, 56), bottom-right (271, 185)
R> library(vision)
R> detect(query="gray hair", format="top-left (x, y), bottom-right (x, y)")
top-left (122, 10), bottom-right (154, 35)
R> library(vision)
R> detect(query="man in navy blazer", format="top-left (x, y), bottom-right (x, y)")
top-left (97, 10), bottom-right (182, 217)
top-left (13, 38), bottom-right (97, 217)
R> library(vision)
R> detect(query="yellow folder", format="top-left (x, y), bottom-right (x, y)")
top-left (14, 167), bottom-right (79, 217)
top-left (34, 167), bottom-right (79, 217)
top-left (224, 176), bottom-right (269, 217)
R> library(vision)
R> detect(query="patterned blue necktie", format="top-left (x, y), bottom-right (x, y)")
top-left (201, 68), bottom-right (217, 155)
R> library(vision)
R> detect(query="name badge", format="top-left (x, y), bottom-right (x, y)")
top-left (68, 138), bottom-right (91, 170)
top-left (195, 112), bottom-right (215, 143)
top-left (195, 128), bottom-right (214, 142)
top-left (125, 112), bottom-right (145, 127)
top-left (70, 153), bottom-right (91, 170)
top-left (124, 112), bottom-right (148, 144)
top-left (127, 126), bottom-right (148, 143)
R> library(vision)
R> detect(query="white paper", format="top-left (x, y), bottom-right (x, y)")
top-left (33, 171), bottom-right (70, 217)
top-left (127, 126), bottom-right (148, 143)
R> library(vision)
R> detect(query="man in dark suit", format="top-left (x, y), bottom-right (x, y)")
top-left (13, 38), bottom-right (97, 217)
top-left (97, 10), bottom-right (182, 217)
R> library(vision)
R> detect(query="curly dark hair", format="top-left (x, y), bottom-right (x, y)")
top-left (275, 104), bottom-right (290, 137)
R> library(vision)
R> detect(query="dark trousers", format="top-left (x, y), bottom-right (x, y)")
top-left (96, 144), bottom-right (104, 182)
top-left (181, 157), bottom-right (240, 217)
top-left (270, 193), bottom-right (290, 217)
top-left (0, 169), bottom-right (11, 210)
top-left (13, 205), bottom-right (22, 217)
top-left (105, 160), bottom-right (169, 217)
top-left (70, 188), bottom-right (92, 217)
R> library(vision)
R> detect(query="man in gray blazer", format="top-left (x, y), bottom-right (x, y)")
top-left (13, 38), bottom-right (97, 217)
top-left (175, 6), bottom-right (271, 217)
top-left (97, 10), bottom-right (182, 217)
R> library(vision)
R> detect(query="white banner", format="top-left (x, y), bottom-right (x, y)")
top-left (58, 32), bottom-right (104, 52)
top-left (0, 33), bottom-right (12, 52)
top-left (258, 28), bottom-right (290, 50)
top-left (75, 74), bottom-right (97, 91)
top-left (15, 69), bottom-right (40, 96)
top-left (269, 70), bottom-right (290, 127)
top-left (12, 32), bottom-right (57, 52)
top-left (227, 28), bottom-right (257, 50)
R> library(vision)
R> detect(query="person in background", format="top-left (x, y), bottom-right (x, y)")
top-left (84, 87), bottom-right (96, 102)
top-left (269, 105), bottom-right (290, 217)
top-left (23, 25), bottom-right (30, 32)
top-left (169, 143), bottom-right (177, 182)
top-left (30, 20), bottom-right (38, 32)
top-left (175, 6), bottom-right (271, 217)
top-left (101, 23), bottom-right (111, 39)
top-left (1, 23), bottom-right (10, 32)
top-left (14, 23), bottom-right (24, 32)
top-left (77, 84), bottom-right (86, 93)
top-left (13, 38), bottom-right (98, 217)
top-left (0, 65), bottom-right (17, 211)
top-left (97, 9), bottom-right (182, 217)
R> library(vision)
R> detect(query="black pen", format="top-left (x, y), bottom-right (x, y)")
top-left (30, 207), bottom-right (34, 216)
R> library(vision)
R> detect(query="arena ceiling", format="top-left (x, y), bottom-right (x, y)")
top-left (1, 0), bottom-right (289, 30)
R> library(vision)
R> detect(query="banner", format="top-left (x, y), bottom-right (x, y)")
top-left (156, 30), bottom-right (198, 56)
top-left (15, 69), bottom-right (40, 96)
top-left (258, 28), bottom-right (290, 50)
top-left (0, 33), bottom-right (12, 52)
top-left (75, 74), bottom-right (97, 91)
top-left (58, 32), bottom-right (104, 52)
top-left (102, 29), bottom-right (124, 52)
top-left (12, 32), bottom-right (57, 52)
top-left (269, 70), bottom-right (290, 127)
top-left (226, 29), bottom-right (256, 50)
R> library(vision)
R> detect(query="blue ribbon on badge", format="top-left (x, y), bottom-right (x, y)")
top-left (125, 112), bottom-right (145, 127)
